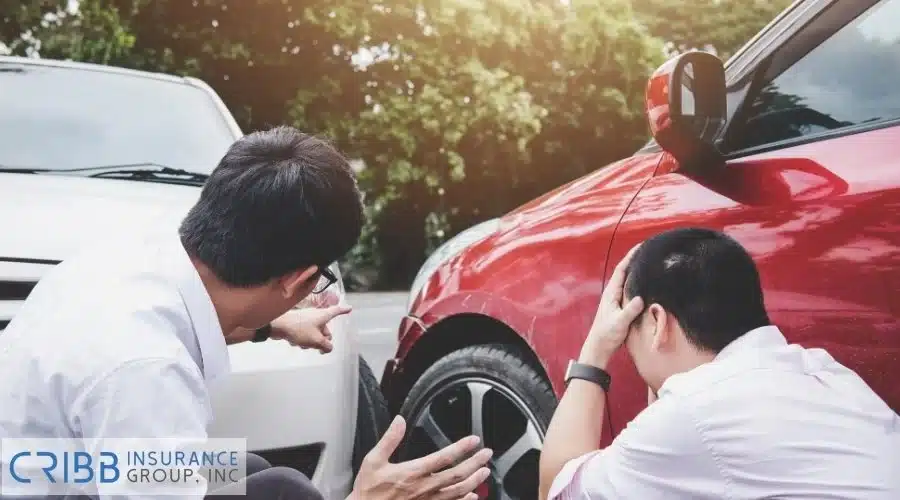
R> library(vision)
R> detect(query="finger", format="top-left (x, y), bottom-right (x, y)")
top-left (603, 243), bottom-right (641, 305)
top-left (617, 296), bottom-right (644, 328)
top-left (431, 467), bottom-right (492, 500)
top-left (318, 339), bottom-right (334, 354)
top-left (367, 416), bottom-right (406, 463)
top-left (317, 304), bottom-right (353, 324)
top-left (436, 470), bottom-right (491, 500)
top-left (405, 435), bottom-right (481, 476)
top-left (418, 449), bottom-right (492, 495)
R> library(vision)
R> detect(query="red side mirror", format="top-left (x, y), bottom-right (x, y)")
top-left (646, 51), bottom-right (727, 171)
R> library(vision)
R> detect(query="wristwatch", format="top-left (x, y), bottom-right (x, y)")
top-left (252, 323), bottom-right (272, 343)
top-left (564, 360), bottom-right (611, 392)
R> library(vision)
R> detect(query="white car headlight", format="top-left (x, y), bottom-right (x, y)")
top-left (407, 218), bottom-right (501, 310)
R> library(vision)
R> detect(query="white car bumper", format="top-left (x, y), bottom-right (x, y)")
top-left (207, 311), bottom-right (358, 500)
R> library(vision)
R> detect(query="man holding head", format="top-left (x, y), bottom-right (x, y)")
top-left (0, 126), bottom-right (491, 500)
top-left (539, 227), bottom-right (900, 499)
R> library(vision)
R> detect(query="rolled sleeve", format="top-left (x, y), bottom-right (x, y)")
top-left (548, 399), bottom-right (726, 500)
top-left (548, 450), bottom-right (604, 500)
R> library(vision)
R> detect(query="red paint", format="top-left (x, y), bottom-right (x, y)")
top-left (645, 58), bottom-right (676, 138)
top-left (603, 128), bottom-right (900, 431)
top-left (384, 1), bottom-right (900, 444)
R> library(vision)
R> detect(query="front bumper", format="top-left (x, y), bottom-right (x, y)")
top-left (380, 314), bottom-right (426, 409)
top-left (207, 312), bottom-right (358, 500)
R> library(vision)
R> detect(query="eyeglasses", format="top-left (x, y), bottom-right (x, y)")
top-left (313, 266), bottom-right (338, 294)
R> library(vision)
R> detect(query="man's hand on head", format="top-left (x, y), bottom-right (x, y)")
top-left (579, 244), bottom-right (644, 368)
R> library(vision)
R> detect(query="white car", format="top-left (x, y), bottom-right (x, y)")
top-left (0, 56), bottom-right (388, 499)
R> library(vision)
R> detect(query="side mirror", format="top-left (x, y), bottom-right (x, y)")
top-left (646, 51), bottom-right (726, 171)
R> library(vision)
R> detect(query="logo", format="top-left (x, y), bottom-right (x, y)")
top-left (1, 438), bottom-right (247, 496)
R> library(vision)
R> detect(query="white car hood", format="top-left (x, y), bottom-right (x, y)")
top-left (0, 173), bottom-right (200, 262)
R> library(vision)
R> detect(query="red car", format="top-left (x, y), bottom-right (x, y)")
top-left (381, 0), bottom-right (900, 498)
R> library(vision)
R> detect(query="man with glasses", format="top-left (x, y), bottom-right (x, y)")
top-left (0, 126), bottom-right (491, 500)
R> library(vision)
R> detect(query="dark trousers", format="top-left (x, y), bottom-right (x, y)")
top-left (206, 453), bottom-right (323, 500)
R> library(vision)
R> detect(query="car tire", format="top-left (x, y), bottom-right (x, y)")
top-left (397, 344), bottom-right (556, 500)
top-left (352, 356), bottom-right (391, 476)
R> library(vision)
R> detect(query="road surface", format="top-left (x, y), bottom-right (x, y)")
top-left (346, 292), bottom-right (407, 381)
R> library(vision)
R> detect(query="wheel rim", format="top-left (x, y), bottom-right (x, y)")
top-left (402, 376), bottom-right (544, 500)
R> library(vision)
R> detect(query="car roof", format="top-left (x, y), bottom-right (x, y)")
top-left (0, 55), bottom-right (190, 85)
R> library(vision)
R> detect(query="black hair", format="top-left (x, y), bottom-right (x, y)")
top-left (179, 126), bottom-right (364, 287)
top-left (624, 227), bottom-right (770, 353)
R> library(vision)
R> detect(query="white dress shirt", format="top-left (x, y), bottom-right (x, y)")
top-left (549, 326), bottom-right (900, 500)
top-left (0, 233), bottom-right (229, 493)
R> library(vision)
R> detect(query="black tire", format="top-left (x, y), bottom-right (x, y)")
top-left (397, 344), bottom-right (556, 500)
top-left (352, 356), bottom-right (391, 476)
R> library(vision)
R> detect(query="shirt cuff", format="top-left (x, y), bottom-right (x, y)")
top-left (547, 450), bottom-right (602, 500)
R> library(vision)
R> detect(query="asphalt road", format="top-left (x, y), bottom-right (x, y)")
top-left (345, 292), bottom-right (408, 382)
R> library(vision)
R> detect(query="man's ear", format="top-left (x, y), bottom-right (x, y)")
top-left (648, 304), bottom-right (673, 352)
top-left (278, 265), bottom-right (319, 299)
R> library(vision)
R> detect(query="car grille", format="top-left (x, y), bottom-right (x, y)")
top-left (0, 281), bottom-right (36, 301)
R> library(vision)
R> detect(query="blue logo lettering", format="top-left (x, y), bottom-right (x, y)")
top-left (72, 452), bottom-right (93, 483)
top-left (36, 451), bottom-right (57, 483)
top-left (99, 452), bottom-right (119, 483)
top-left (6, 450), bottom-right (121, 485)
top-left (9, 452), bottom-right (31, 483)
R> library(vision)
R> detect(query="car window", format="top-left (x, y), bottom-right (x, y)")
top-left (0, 64), bottom-right (236, 174)
top-left (729, 0), bottom-right (900, 151)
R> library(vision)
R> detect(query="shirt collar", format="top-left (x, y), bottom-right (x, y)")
top-left (162, 234), bottom-right (230, 388)
top-left (658, 325), bottom-right (786, 397)
top-left (715, 325), bottom-right (787, 361)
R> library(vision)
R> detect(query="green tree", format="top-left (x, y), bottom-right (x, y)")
top-left (297, 0), bottom-right (663, 287)
top-left (637, 0), bottom-right (793, 59)
top-left (1, 1), bottom-right (139, 65)
top-left (1, 0), bottom-right (795, 289)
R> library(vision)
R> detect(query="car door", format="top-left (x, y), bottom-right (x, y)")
top-left (604, 0), bottom-right (900, 435)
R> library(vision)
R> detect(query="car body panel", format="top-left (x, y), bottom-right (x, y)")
top-left (605, 125), bottom-right (900, 436)
top-left (398, 154), bottom-right (663, 394)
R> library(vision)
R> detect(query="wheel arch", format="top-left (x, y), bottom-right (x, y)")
top-left (386, 312), bottom-right (550, 413)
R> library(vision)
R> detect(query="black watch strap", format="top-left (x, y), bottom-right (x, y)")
top-left (252, 323), bottom-right (272, 343)
top-left (565, 360), bottom-right (611, 392)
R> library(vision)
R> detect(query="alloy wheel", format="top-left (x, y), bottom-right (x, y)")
top-left (403, 377), bottom-right (545, 500)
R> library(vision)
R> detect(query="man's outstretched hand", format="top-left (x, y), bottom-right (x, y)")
top-left (270, 304), bottom-right (352, 353)
top-left (349, 416), bottom-right (493, 500)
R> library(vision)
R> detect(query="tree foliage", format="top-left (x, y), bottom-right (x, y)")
top-left (1, 0), bottom-right (789, 289)
top-left (636, 0), bottom-right (793, 59)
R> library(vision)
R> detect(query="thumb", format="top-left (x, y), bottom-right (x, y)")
top-left (369, 415), bottom-right (405, 462)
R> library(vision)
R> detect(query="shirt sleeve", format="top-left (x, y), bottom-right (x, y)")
top-left (72, 356), bottom-right (211, 499)
top-left (547, 399), bottom-right (726, 500)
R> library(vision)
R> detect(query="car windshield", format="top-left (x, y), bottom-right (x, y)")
top-left (0, 63), bottom-right (236, 175)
